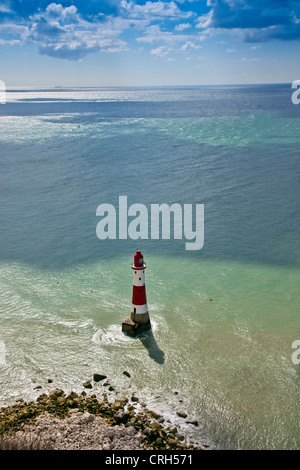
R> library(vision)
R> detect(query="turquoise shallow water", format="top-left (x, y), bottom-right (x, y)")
top-left (0, 257), bottom-right (299, 449)
top-left (0, 85), bottom-right (299, 449)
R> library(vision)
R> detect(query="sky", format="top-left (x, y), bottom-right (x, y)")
top-left (1, 0), bottom-right (300, 86)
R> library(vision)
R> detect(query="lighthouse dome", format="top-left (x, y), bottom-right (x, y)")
top-left (133, 250), bottom-right (145, 269)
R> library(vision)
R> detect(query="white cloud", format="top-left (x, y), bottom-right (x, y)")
top-left (241, 57), bottom-right (260, 62)
top-left (0, 22), bottom-right (28, 46)
top-left (180, 40), bottom-right (201, 50)
top-left (24, 3), bottom-right (129, 60)
top-left (0, 38), bottom-right (21, 45)
top-left (175, 23), bottom-right (191, 31)
top-left (0, 1), bottom-right (204, 62)
top-left (0, 1), bottom-right (11, 13)
top-left (137, 24), bottom-right (203, 46)
top-left (150, 45), bottom-right (169, 57)
top-left (196, 11), bottom-right (213, 29)
top-left (120, 1), bottom-right (193, 20)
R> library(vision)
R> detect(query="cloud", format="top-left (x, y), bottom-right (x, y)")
top-left (240, 57), bottom-right (260, 62)
top-left (0, 21), bottom-right (27, 45)
top-left (174, 22), bottom-right (191, 31)
top-left (198, 0), bottom-right (291, 30)
top-left (180, 40), bottom-right (201, 50)
top-left (23, 3), bottom-right (129, 60)
top-left (1, 0), bottom-right (300, 62)
top-left (120, 1), bottom-right (193, 20)
top-left (197, 0), bottom-right (300, 42)
top-left (0, 1), bottom-right (197, 60)
top-left (150, 45), bottom-right (169, 57)
top-left (137, 23), bottom-right (203, 46)
top-left (0, 1), bottom-right (12, 13)
top-left (0, 37), bottom-right (20, 44)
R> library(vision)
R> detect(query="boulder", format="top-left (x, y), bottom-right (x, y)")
top-left (148, 410), bottom-right (161, 420)
top-left (57, 396), bottom-right (67, 406)
top-left (167, 438), bottom-right (178, 447)
top-left (82, 412), bottom-right (95, 424)
top-left (111, 396), bottom-right (128, 411)
top-left (187, 420), bottom-right (199, 427)
top-left (114, 410), bottom-right (129, 423)
top-left (143, 427), bottom-right (152, 438)
top-left (111, 402), bottom-right (124, 411)
top-left (93, 374), bottom-right (107, 382)
top-left (37, 394), bottom-right (48, 403)
top-left (49, 389), bottom-right (65, 400)
top-left (177, 411), bottom-right (188, 419)
top-left (117, 396), bottom-right (128, 406)
top-left (83, 380), bottom-right (92, 389)
top-left (168, 427), bottom-right (177, 435)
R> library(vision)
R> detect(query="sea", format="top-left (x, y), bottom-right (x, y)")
top-left (0, 84), bottom-right (299, 450)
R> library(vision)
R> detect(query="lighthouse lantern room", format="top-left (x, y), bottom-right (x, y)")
top-left (122, 250), bottom-right (151, 337)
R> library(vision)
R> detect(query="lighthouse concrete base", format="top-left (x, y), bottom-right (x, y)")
top-left (122, 317), bottom-right (151, 337)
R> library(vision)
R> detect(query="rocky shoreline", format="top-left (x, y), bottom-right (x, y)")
top-left (0, 375), bottom-right (204, 451)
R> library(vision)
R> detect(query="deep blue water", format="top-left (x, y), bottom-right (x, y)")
top-left (0, 84), bottom-right (299, 269)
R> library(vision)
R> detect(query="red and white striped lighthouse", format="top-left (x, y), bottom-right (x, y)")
top-left (122, 250), bottom-right (151, 337)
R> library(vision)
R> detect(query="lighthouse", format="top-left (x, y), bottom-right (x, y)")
top-left (122, 250), bottom-right (151, 337)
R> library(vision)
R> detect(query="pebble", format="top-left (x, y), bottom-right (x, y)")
top-left (102, 444), bottom-right (112, 450)
top-left (0, 387), bottom-right (203, 451)
top-left (1, 413), bottom-right (146, 450)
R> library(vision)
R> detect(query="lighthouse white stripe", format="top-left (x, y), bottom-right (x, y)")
top-left (133, 271), bottom-right (145, 286)
top-left (131, 304), bottom-right (148, 314)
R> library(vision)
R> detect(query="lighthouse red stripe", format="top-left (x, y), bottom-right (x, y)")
top-left (132, 285), bottom-right (147, 305)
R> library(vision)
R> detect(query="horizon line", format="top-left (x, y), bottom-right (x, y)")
top-left (5, 82), bottom-right (293, 89)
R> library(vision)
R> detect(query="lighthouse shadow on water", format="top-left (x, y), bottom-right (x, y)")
top-left (137, 329), bottom-right (165, 365)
